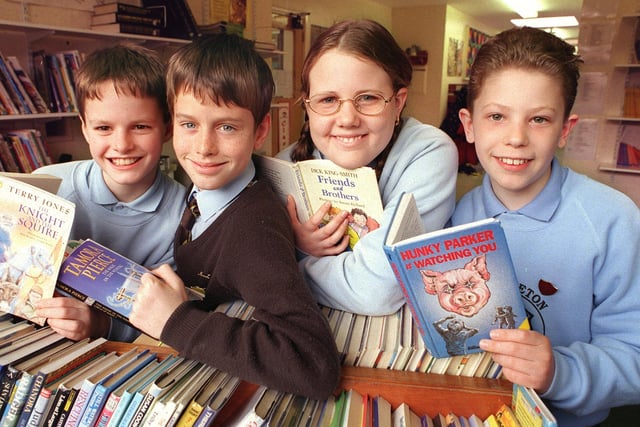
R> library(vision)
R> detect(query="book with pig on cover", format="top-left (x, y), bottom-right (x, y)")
top-left (383, 192), bottom-right (529, 358)
top-left (0, 173), bottom-right (74, 325)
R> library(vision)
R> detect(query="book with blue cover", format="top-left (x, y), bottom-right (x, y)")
top-left (384, 193), bottom-right (529, 358)
top-left (56, 239), bottom-right (149, 324)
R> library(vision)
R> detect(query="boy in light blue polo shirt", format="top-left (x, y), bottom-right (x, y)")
top-left (453, 27), bottom-right (640, 426)
top-left (34, 44), bottom-right (186, 342)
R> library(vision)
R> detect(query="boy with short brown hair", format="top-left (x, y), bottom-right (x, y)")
top-left (129, 34), bottom-right (340, 400)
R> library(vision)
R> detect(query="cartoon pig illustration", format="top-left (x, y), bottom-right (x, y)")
top-left (421, 254), bottom-right (491, 317)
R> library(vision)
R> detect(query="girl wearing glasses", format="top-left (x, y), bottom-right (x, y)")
top-left (276, 19), bottom-right (458, 315)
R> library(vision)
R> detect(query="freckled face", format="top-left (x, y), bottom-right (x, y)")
top-left (458, 68), bottom-right (577, 210)
top-left (81, 82), bottom-right (169, 202)
top-left (306, 49), bottom-right (407, 169)
top-left (171, 91), bottom-right (270, 191)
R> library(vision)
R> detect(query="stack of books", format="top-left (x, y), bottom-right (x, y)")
top-left (90, 2), bottom-right (166, 37)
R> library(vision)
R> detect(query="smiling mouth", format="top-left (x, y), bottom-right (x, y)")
top-left (110, 157), bottom-right (140, 166)
top-left (335, 135), bottom-right (363, 143)
top-left (498, 157), bottom-right (528, 166)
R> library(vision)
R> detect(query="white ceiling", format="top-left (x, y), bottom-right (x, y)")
top-left (373, 0), bottom-right (583, 39)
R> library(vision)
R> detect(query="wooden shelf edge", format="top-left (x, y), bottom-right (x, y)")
top-left (339, 366), bottom-right (512, 419)
top-left (0, 19), bottom-right (189, 45)
top-left (604, 116), bottom-right (640, 122)
top-left (0, 112), bottom-right (78, 122)
top-left (599, 164), bottom-right (640, 174)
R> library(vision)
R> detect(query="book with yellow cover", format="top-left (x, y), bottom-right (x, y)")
top-left (0, 173), bottom-right (74, 325)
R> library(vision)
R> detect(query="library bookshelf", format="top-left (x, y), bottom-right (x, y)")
top-left (102, 341), bottom-right (512, 425)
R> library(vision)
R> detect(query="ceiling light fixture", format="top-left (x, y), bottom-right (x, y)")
top-left (511, 16), bottom-right (579, 28)
top-left (507, 0), bottom-right (538, 19)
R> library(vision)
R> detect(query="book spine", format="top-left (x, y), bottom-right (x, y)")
top-left (0, 79), bottom-right (19, 114)
top-left (164, 401), bottom-right (185, 427)
top-left (96, 13), bottom-right (164, 26)
top-left (45, 55), bottom-right (69, 112)
top-left (55, 53), bottom-right (78, 112)
top-left (29, 128), bottom-right (52, 165)
top-left (115, 3), bottom-right (163, 16)
top-left (15, 134), bottom-right (40, 170)
top-left (104, 391), bottom-right (133, 427)
top-left (8, 131), bottom-right (43, 170)
top-left (0, 366), bottom-right (21, 415)
top-left (128, 391), bottom-right (156, 427)
top-left (95, 392), bottom-right (120, 427)
top-left (30, 51), bottom-right (56, 113)
top-left (117, 392), bottom-right (145, 427)
top-left (139, 399), bottom-right (165, 426)
top-left (64, 382), bottom-right (93, 427)
top-left (77, 384), bottom-right (107, 427)
top-left (1, 372), bottom-right (34, 427)
top-left (6, 56), bottom-right (49, 114)
top-left (293, 165), bottom-right (313, 222)
top-left (0, 54), bottom-right (30, 114)
top-left (25, 387), bottom-right (52, 427)
top-left (15, 371), bottom-right (47, 427)
top-left (0, 55), bottom-right (36, 114)
top-left (175, 401), bottom-right (203, 427)
top-left (385, 249), bottom-right (438, 355)
top-left (5, 136), bottom-right (30, 172)
top-left (192, 406), bottom-right (218, 427)
top-left (0, 137), bottom-right (19, 172)
top-left (50, 388), bottom-right (77, 427)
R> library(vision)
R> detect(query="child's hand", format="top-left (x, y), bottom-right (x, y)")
top-left (286, 196), bottom-right (350, 256)
top-left (480, 328), bottom-right (555, 393)
top-left (129, 264), bottom-right (188, 339)
top-left (36, 296), bottom-right (110, 340)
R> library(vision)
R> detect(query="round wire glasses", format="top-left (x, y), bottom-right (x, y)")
top-left (304, 92), bottom-right (395, 116)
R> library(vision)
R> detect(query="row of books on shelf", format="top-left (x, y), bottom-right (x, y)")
top-left (0, 129), bottom-right (53, 173)
top-left (0, 48), bottom-right (83, 116)
top-left (230, 382), bottom-right (548, 427)
top-left (0, 53), bottom-right (50, 116)
top-left (616, 123), bottom-right (640, 168)
top-left (0, 314), bottom-right (555, 427)
top-left (323, 303), bottom-right (503, 380)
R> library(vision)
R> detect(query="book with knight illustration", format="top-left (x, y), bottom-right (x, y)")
top-left (384, 192), bottom-right (529, 358)
top-left (56, 239), bottom-right (149, 324)
top-left (0, 173), bottom-right (75, 325)
top-left (254, 153), bottom-right (384, 249)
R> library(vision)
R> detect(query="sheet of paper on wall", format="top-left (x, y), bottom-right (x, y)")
top-left (565, 118), bottom-right (599, 162)
top-left (573, 72), bottom-right (607, 116)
